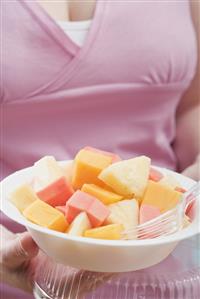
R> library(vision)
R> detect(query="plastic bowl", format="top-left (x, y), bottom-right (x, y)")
top-left (1, 161), bottom-right (199, 272)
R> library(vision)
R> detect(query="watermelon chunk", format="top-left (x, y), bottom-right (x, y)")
top-left (37, 176), bottom-right (74, 207)
top-left (66, 191), bottom-right (94, 223)
top-left (66, 190), bottom-right (110, 226)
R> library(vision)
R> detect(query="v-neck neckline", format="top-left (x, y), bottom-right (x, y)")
top-left (20, 0), bottom-right (107, 95)
top-left (21, 0), bottom-right (104, 56)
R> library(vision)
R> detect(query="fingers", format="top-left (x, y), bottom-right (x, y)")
top-left (1, 231), bottom-right (39, 269)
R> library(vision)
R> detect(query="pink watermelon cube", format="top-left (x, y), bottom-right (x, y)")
top-left (66, 190), bottom-right (110, 226)
top-left (66, 190), bottom-right (94, 223)
top-left (37, 176), bottom-right (74, 207)
top-left (140, 204), bottom-right (161, 224)
top-left (87, 199), bottom-right (110, 227)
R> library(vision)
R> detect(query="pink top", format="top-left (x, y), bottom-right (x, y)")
top-left (0, 0), bottom-right (197, 298)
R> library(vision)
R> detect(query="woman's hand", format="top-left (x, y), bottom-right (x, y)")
top-left (0, 225), bottom-right (39, 293)
top-left (182, 154), bottom-right (200, 181)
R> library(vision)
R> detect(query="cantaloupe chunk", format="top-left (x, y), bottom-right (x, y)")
top-left (81, 184), bottom-right (123, 205)
top-left (72, 149), bottom-right (112, 190)
top-left (10, 184), bottom-right (39, 212)
top-left (99, 156), bottom-right (151, 198)
top-left (84, 146), bottom-right (121, 163)
top-left (84, 224), bottom-right (124, 240)
top-left (141, 180), bottom-right (182, 213)
top-left (68, 212), bottom-right (91, 236)
top-left (37, 176), bottom-right (74, 207)
top-left (23, 199), bottom-right (68, 232)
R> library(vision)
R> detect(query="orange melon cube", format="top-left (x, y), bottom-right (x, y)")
top-left (37, 177), bottom-right (74, 207)
top-left (84, 224), bottom-right (124, 240)
top-left (84, 146), bottom-right (121, 163)
top-left (23, 199), bottom-right (68, 232)
top-left (72, 149), bottom-right (113, 190)
top-left (81, 183), bottom-right (123, 205)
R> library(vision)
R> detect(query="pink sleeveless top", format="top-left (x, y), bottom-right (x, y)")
top-left (0, 1), bottom-right (197, 298)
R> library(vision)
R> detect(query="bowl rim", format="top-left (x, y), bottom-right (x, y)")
top-left (1, 160), bottom-right (199, 247)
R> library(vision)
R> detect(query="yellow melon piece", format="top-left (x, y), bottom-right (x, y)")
top-left (84, 224), bottom-right (124, 240)
top-left (107, 199), bottom-right (139, 239)
top-left (68, 212), bottom-right (91, 236)
top-left (72, 149), bottom-right (112, 190)
top-left (159, 174), bottom-right (180, 190)
top-left (141, 180), bottom-right (182, 213)
top-left (23, 199), bottom-right (68, 232)
top-left (81, 184), bottom-right (123, 205)
top-left (33, 156), bottom-right (63, 191)
top-left (99, 156), bottom-right (151, 197)
top-left (10, 184), bottom-right (39, 212)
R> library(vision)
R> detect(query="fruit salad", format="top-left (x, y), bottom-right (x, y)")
top-left (10, 146), bottom-right (191, 240)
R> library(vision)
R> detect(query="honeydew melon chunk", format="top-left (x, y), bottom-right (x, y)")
top-left (68, 212), bottom-right (91, 236)
top-left (33, 156), bottom-right (63, 191)
top-left (10, 184), bottom-right (39, 212)
top-left (107, 199), bottom-right (139, 239)
top-left (99, 156), bottom-right (151, 197)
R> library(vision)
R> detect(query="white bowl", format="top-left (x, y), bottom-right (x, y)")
top-left (1, 161), bottom-right (199, 272)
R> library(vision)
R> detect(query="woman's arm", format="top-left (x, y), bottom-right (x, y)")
top-left (174, 1), bottom-right (200, 180)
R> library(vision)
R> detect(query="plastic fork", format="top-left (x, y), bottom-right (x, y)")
top-left (122, 181), bottom-right (200, 240)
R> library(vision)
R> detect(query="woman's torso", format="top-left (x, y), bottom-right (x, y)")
top-left (1, 0), bottom-right (197, 196)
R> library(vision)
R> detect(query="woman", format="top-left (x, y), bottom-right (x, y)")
top-left (1, 0), bottom-right (199, 298)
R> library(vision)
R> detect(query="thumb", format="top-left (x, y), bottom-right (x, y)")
top-left (1, 232), bottom-right (39, 269)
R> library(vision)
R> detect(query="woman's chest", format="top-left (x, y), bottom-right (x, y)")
top-left (37, 0), bottom-right (95, 21)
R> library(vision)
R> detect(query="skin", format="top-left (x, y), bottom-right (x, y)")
top-left (1, 0), bottom-right (199, 294)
